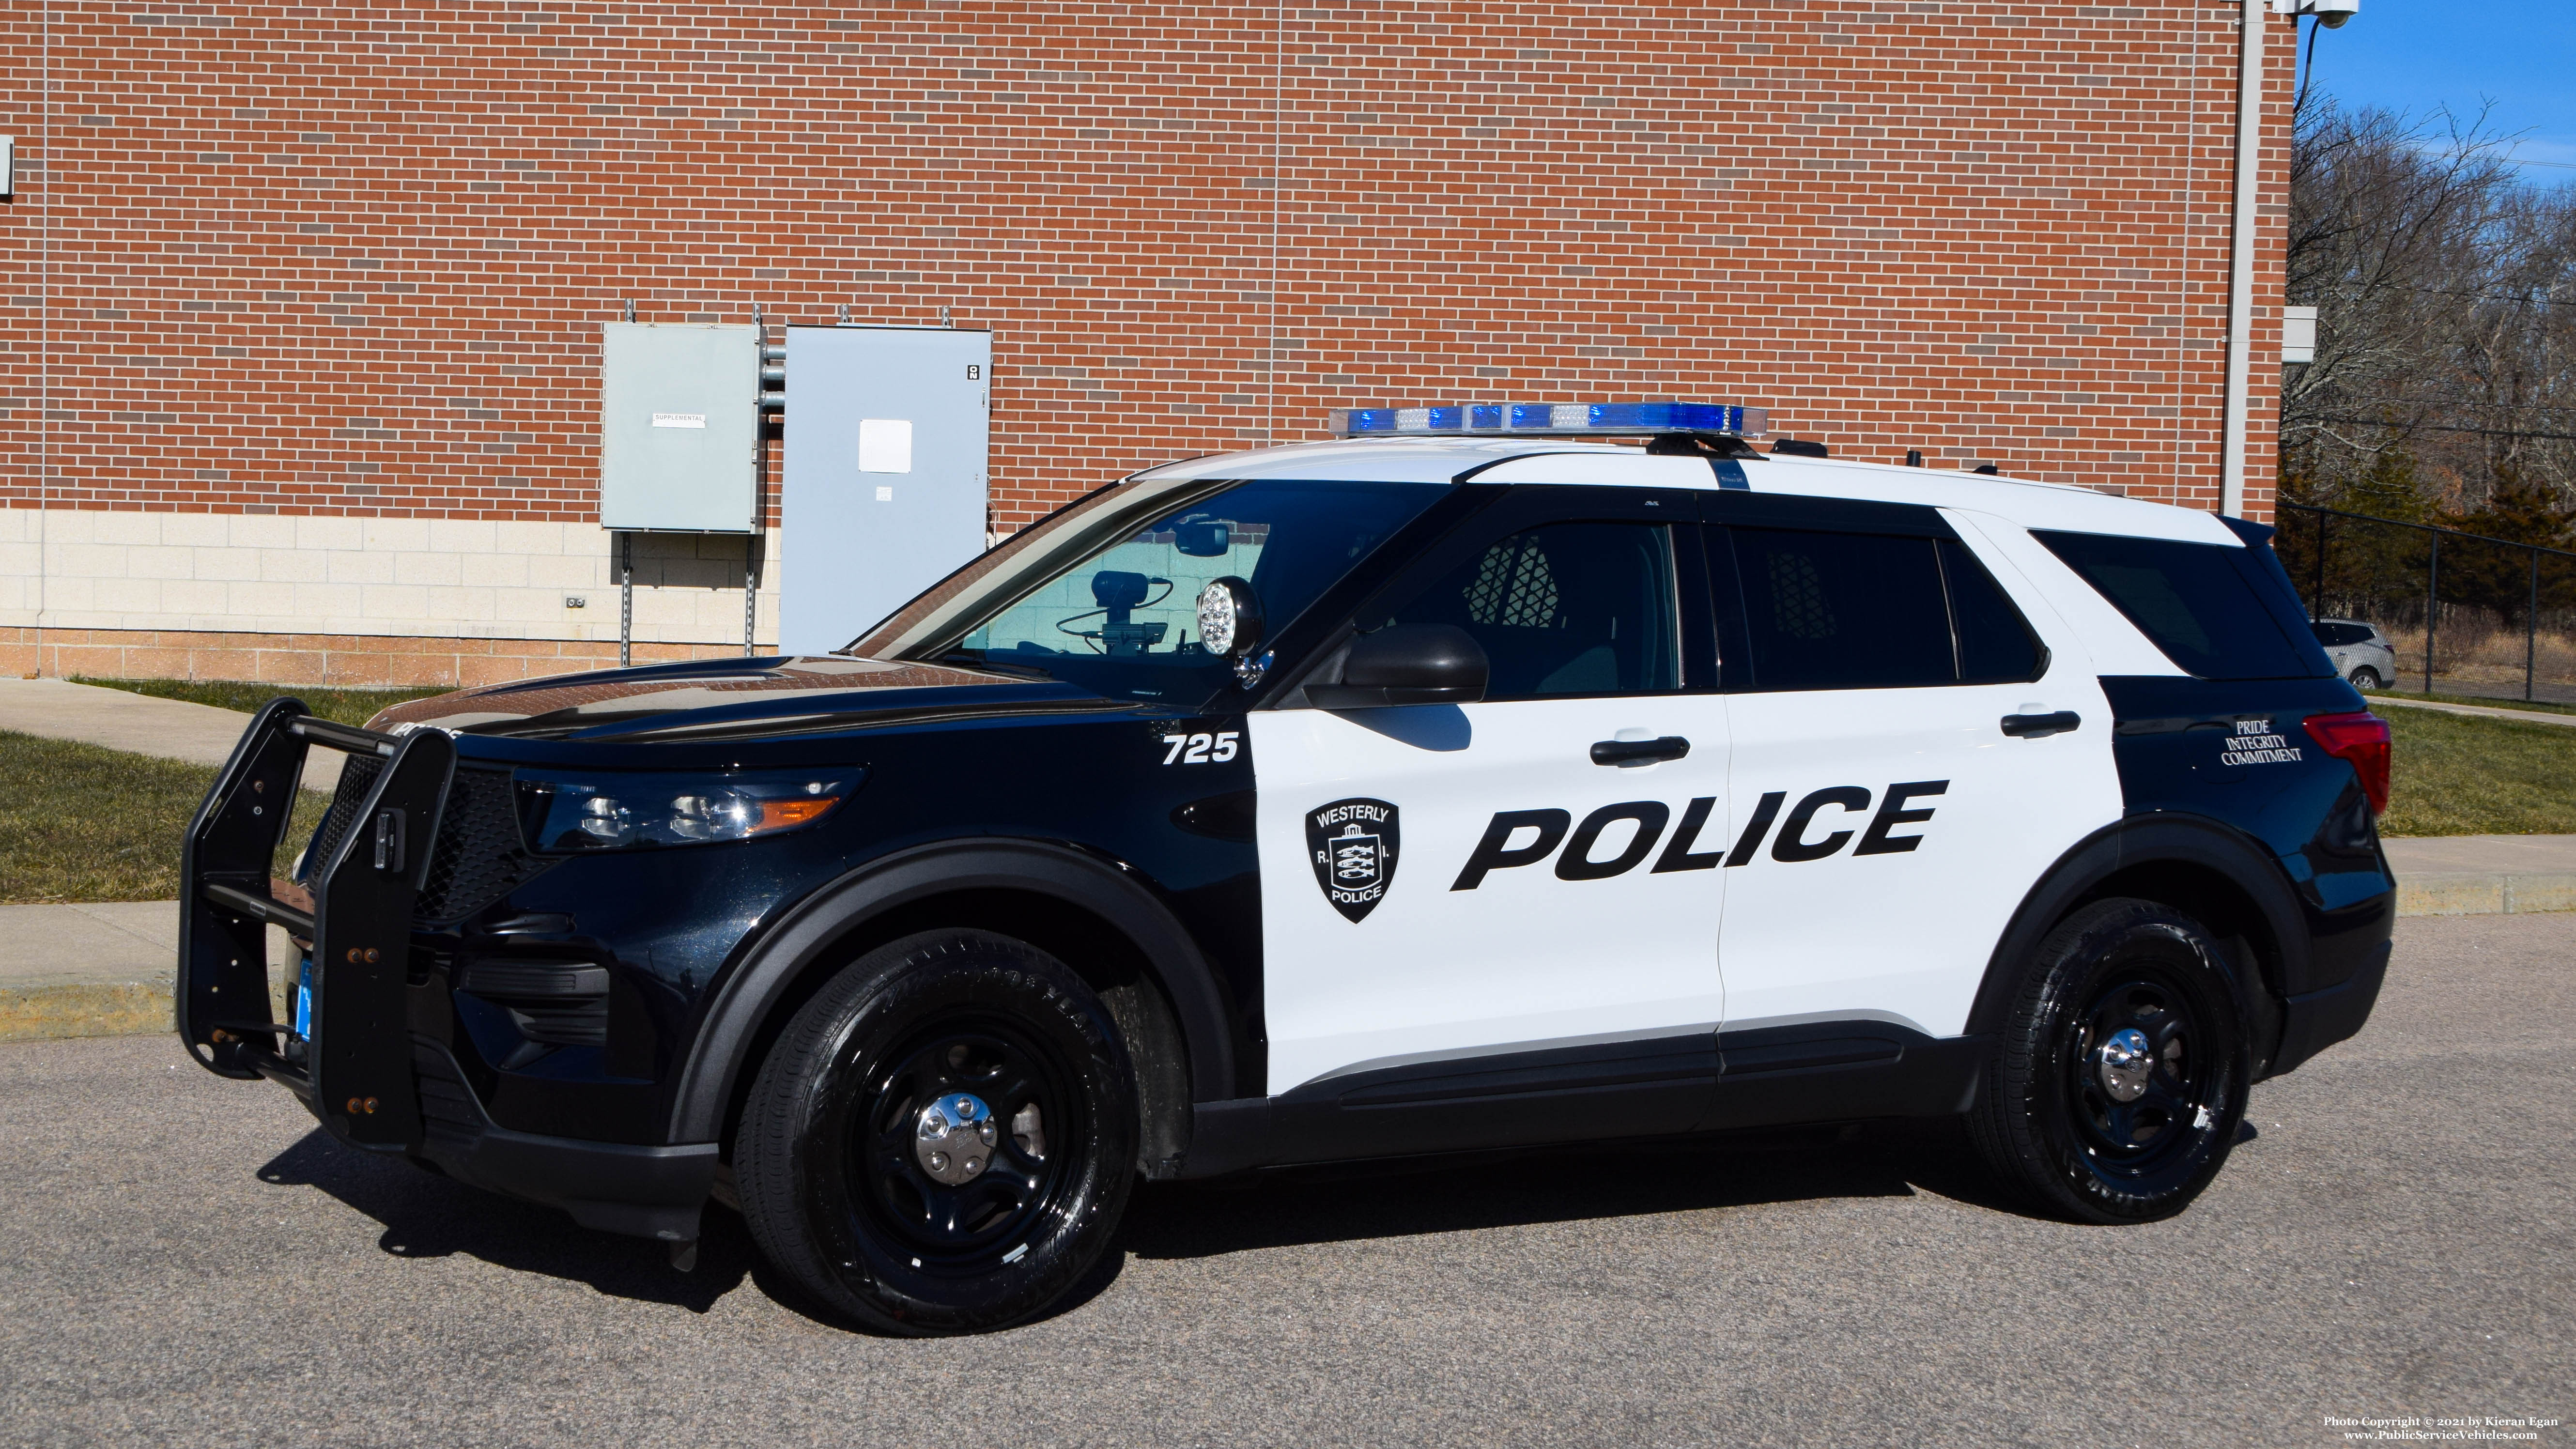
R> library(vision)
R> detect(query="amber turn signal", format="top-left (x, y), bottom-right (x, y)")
top-left (753, 797), bottom-right (842, 832)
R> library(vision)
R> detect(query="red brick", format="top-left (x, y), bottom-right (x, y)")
top-left (0, 0), bottom-right (2294, 622)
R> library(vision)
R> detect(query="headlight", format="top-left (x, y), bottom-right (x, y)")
top-left (515, 768), bottom-right (859, 852)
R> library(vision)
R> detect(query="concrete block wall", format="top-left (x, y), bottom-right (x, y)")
top-left (0, 509), bottom-right (781, 682)
top-left (0, 627), bottom-right (771, 687)
top-left (0, 508), bottom-right (774, 642)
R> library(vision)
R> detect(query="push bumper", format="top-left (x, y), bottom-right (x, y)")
top-left (178, 700), bottom-right (714, 1243)
top-left (177, 699), bottom-right (449, 1152)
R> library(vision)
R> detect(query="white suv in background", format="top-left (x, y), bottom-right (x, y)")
top-left (2310, 619), bottom-right (2397, 691)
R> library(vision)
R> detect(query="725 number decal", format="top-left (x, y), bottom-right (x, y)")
top-left (1161, 731), bottom-right (1240, 765)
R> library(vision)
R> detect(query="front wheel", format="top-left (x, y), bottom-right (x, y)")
top-left (1968, 898), bottom-right (2252, 1223)
top-left (735, 929), bottom-right (1137, 1335)
top-left (2348, 666), bottom-right (2384, 691)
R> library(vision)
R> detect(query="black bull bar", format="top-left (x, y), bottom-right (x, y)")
top-left (177, 698), bottom-right (456, 1154)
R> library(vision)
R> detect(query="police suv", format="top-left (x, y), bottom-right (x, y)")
top-left (179, 403), bottom-right (2395, 1335)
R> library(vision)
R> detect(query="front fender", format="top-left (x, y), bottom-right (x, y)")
top-left (663, 837), bottom-right (1240, 1144)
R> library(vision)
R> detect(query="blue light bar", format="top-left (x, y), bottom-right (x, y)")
top-left (1328, 401), bottom-right (1768, 439)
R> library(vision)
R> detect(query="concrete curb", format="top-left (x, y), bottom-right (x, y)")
top-left (2394, 874), bottom-right (2576, 918)
top-left (0, 902), bottom-right (291, 1044)
top-left (0, 976), bottom-right (291, 1045)
top-left (0, 982), bottom-right (181, 1042)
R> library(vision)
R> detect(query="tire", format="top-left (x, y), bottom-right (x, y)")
top-left (1967, 898), bottom-right (2252, 1223)
top-left (2348, 666), bottom-right (2383, 691)
top-left (735, 929), bottom-right (1138, 1335)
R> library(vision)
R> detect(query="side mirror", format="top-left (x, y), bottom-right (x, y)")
top-left (1305, 624), bottom-right (1489, 709)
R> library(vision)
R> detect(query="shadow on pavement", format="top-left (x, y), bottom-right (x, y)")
top-left (255, 1128), bottom-right (756, 1313)
top-left (1119, 1117), bottom-right (2034, 1259)
top-left (254, 1127), bottom-right (1131, 1333)
top-left (252, 1115), bottom-right (2051, 1318)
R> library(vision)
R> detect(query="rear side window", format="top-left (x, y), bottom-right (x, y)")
top-left (1724, 529), bottom-right (2045, 690)
top-left (2313, 621), bottom-right (2374, 647)
top-left (2034, 530), bottom-right (2325, 680)
top-left (1732, 529), bottom-right (1952, 689)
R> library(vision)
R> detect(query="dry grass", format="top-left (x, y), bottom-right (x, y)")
top-left (2379, 707), bottom-right (2576, 837)
top-left (0, 732), bottom-right (330, 905)
top-left (2377, 621), bottom-right (2576, 691)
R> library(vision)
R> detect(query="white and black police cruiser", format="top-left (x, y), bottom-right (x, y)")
top-left (178, 401), bottom-right (2394, 1334)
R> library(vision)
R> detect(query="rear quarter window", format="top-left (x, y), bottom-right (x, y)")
top-left (2034, 529), bottom-right (2329, 681)
top-left (1721, 527), bottom-right (2045, 690)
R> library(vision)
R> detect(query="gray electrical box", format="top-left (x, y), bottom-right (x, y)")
top-left (599, 323), bottom-right (762, 533)
top-left (779, 325), bottom-right (992, 654)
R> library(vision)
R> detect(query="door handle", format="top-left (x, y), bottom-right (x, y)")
top-left (1590, 736), bottom-right (1691, 767)
top-left (2001, 710), bottom-right (2081, 739)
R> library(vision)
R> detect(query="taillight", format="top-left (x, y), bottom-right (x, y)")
top-left (2303, 711), bottom-right (2391, 815)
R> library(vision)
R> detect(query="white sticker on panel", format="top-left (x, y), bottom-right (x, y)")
top-left (875, 486), bottom-right (895, 502)
top-left (650, 412), bottom-right (708, 429)
top-left (858, 418), bottom-right (914, 474)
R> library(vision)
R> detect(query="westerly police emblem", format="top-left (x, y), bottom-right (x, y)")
top-left (1307, 798), bottom-right (1400, 923)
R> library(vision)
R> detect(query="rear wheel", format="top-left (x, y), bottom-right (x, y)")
top-left (1968, 898), bottom-right (2251, 1222)
top-left (2348, 666), bottom-right (2384, 691)
top-left (735, 929), bottom-right (1137, 1335)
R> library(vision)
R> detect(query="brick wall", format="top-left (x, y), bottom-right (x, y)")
top-left (0, 1), bottom-right (2294, 684)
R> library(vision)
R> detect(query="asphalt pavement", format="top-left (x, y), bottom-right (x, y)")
top-left (2, 913), bottom-right (2567, 1448)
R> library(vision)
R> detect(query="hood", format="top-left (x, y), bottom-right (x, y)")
top-left (370, 655), bottom-right (1134, 743)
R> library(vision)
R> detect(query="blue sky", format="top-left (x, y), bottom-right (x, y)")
top-left (2299, 0), bottom-right (2576, 177)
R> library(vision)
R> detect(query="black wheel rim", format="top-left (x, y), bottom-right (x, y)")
top-left (839, 1011), bottom-right (1082, 1269)
top-left (2064, 971), bottom-right (2221, 1183)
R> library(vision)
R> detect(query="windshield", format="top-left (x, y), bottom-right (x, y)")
top-left (848, 477), bottom-right (1449, 706)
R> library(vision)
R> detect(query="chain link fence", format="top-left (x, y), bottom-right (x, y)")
top-left (2274, 504), bottom-right (2576, 705)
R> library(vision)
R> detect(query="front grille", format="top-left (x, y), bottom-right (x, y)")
top-left (416, 766), bottom-right (555, 921)
top-left (310, 756), bottom-right (555, 922)
top-left (306, 753), bottom-right (384, 881)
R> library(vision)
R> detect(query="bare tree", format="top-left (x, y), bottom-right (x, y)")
top-left (2282, 93), bottom-right (2576, 517)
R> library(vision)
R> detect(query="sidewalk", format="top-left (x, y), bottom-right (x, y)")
top-left (0, 678), bottom-right (343, 792)
top-left (4, 835), bottom-right (2565, 1044)
top-left (0, 678), bottom-right (315, 1042)
top-left (2381, 834), bottom-right (2576, 916)
top-left (2372, 695), bottom-right (2576, 730)
top-left (0, 902), bottom-right (290, 1042)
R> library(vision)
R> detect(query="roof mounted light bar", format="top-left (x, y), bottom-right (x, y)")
top-left (1326, 401), bottom-right (1770, 439)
